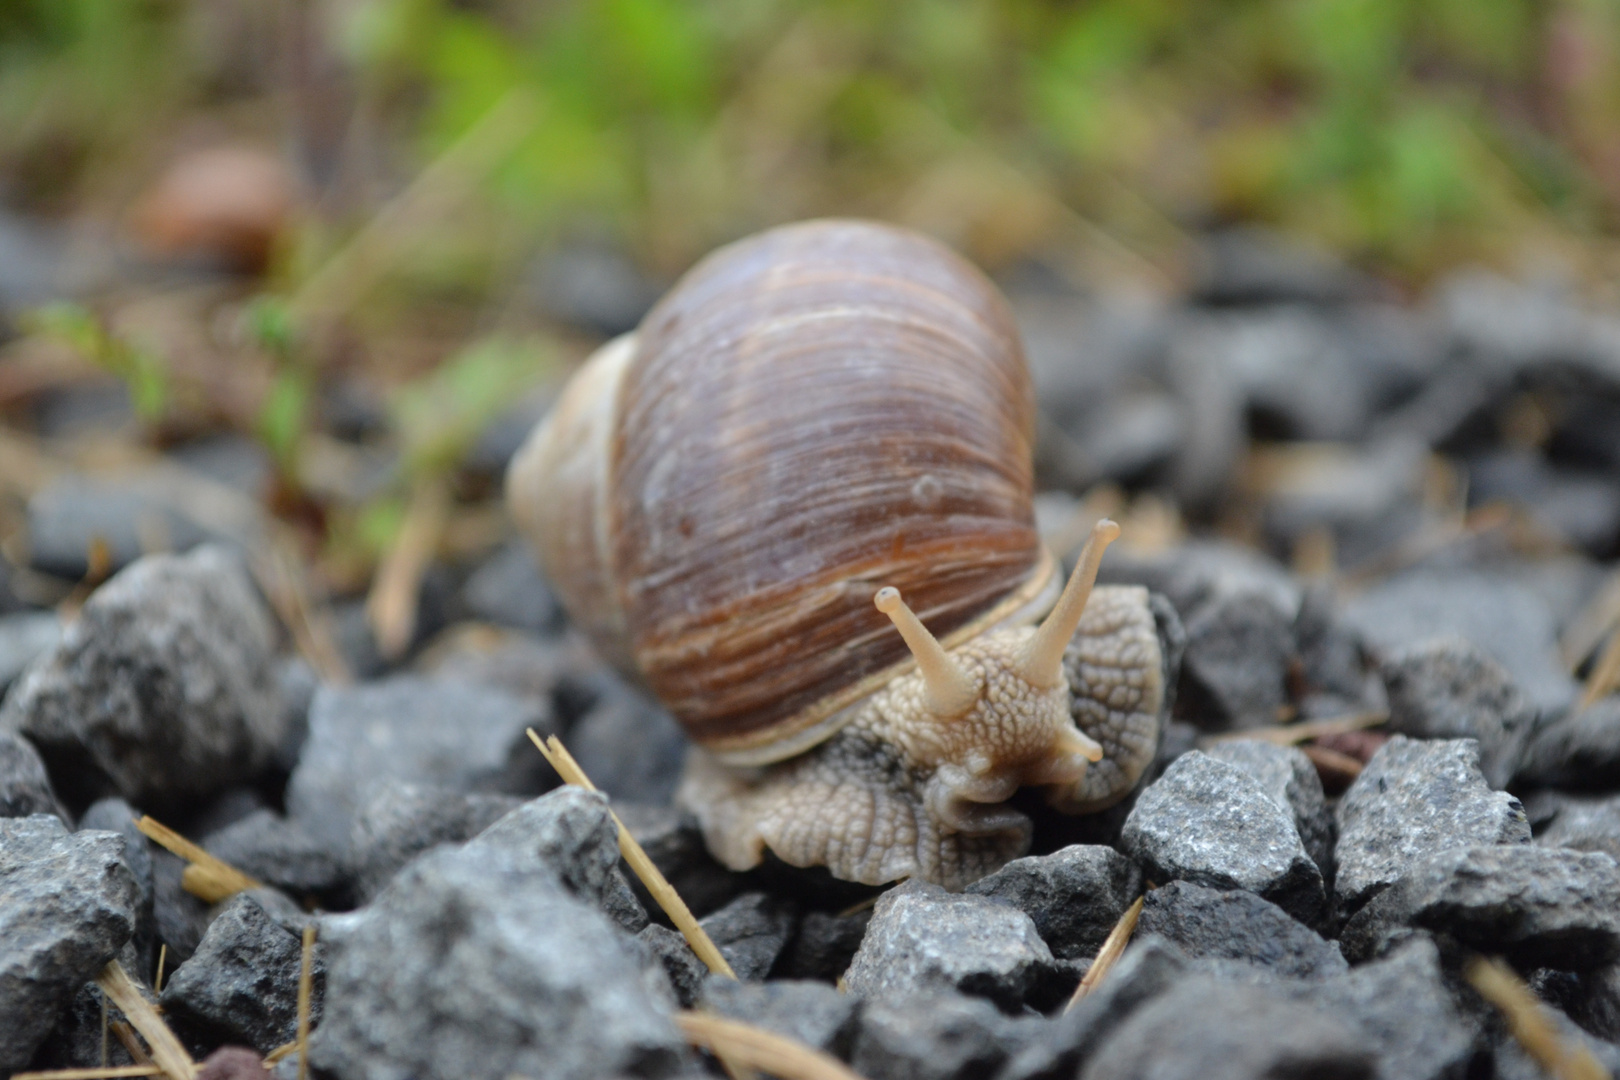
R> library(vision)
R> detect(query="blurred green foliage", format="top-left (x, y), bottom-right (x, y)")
top-left (22, 302), bottom-right (170, 423)
top-left (4, 0), bottom-right (1618, 279)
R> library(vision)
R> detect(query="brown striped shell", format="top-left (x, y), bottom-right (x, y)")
top-left (507, 219), bottom-right (1053, 764)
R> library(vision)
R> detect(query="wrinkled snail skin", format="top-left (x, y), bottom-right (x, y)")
top-left (507, 218), bottom-right (1166, 889)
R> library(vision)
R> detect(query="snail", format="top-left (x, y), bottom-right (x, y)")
top-left (507, 219), bottom-right (1168, 889)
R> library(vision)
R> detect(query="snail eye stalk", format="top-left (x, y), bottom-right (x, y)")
top-left (1017, 519), bottom-right (1121, 690)
top-left (874, 586), bottom-right (978, 718)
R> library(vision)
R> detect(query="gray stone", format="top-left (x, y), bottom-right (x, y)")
top-left (1341, 569), bottom-right (1577, 715)
top-left (1204, 739), bottom-right (1334, 879)
top-left (1121, 751), bottom-right (1325, 924)
top-left (845, 882), bottom-right (1056, 1011)
top-left (617, 804), bottom-right (748, 918)
top-left (1538, 793), bottom-right (1620, 861)
top-left (634, 924), bottom-right (708, 1008)
top-left (1517, 698), bottom-right (1620, 791)
top-left (1334, 736), bottom-right (1530, 914)
top-left (0, 610), bottom-right (60, 691)
top-left (1260, 438), bottom-right (1430, 560)
top-left (0, 729), bottom-right (65, 820)
top-left (415, 625), bottom-right (587, 709)
top-left (567, 675), bottom-right (689, 805)
top-left (150, 846), bottom-right (212, 964)
top-left (1079, 976), bottom-right (1373, 1080)
top-left (1380, 637), bottom-right (1534, 788)
top-left (699, 977), bottom-right (860, 1058)
top-left (202, 810), bottom-right (350, 904)
top-left (697, 891), bottom-right (797, 981)
top-left (999, 936), bottom-right (1191, 1080)
top-left (1195, 226), bottom-right (1377, 306)
top-left (0, 546), bottom-right (285, 811)
top-left (78, 798), bottom-right (156, 973)
top-left (0, 815), bottom-right (138, 1070)
top-left (1341, 845), bottom-right (1620, 968)
top-left (309, 844), bottom-right (685, 1080)
top-left (775, 908), bottom-right (873, 983)
top-left (852, 990), bottom-right (1040, 1080)
top-left (1490, 993), bottom-right (1620, 1080)
top-left (1563, 963), bottom-right (1620, 1043)
top-left (24, 474), bottom-right (220, 579)
top-left (1469, 450), bottom-right (1620, 554)
top-left (284, 675), bottom-right (552, 848)
top-left (1177, 591), bottom-right (1295, 729)
top-left (460, 542), bottom-right (561, 635)
top-left (965, 844), bottom-right (1139, 960)
top-left (467, 787), bottom-right (648, 933)
top-left (1137, 881), bottom-right (1346, 979)
top-left (348, 783), bottom-right (525, 902)
top-left (1281, 935), bottom-right (1476, 1080)
top-left (159, 892), bottom-right (321, 1053)
top-left (1100, 541), bottom-right (1300, 633)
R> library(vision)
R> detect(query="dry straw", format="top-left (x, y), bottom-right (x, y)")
top-left (1466, 957), bottom-right (1610, 1080)
top-left (135, 816), bottom-right (261, 903)
top-left (94, 960), bottom-right (194, 1080)
top-left (1065, 893), bottom-right (1145, 1013)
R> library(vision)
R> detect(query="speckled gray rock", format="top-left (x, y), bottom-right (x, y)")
top-left (1121, 751), bottom-right (1325, 924)
top-left (699, 977), bottom-right (860, 1058)
top-left (0, 729), bottom-right (65, 820)
top-left (78, 798), bottom-right (156, 973)
top-left (845, 882), bottom-right (1056, 1011)
top-left (285, 676), bottom-right (552, 848)
top-left (0, 815), bottom-right (138, 1071)
top-left (309, 844), bottom-right (685, 1080)
top-left (852, 990), bottom-right (1040, 1080)
top-left (0, 610), bottom-right (60, 690)
top-left (965, 844), bottom-right (1139, 960)
top-left (1137, 881), bottom-right (1346, 979)
top-left (0, 546), bottom-right (285, 811)
top-left (634, 924), bottom-right (708, 1008)
top-left (1341, 845), bottom-right (1620, 967)
top-left (1516, 698), bottom-right (1620, 791)
top-left (567, 674), bottom-right (689, 804)
top-left (1204, 739), bottom-right (1334, 879)
top-left (774, 908), bottom-right (873, 982)
top-left (349, 783), bottom-right (524, 902)
top-left (616, 804), bottom-right (749, 918)
top-left (160, 892), bottom-right (321, 1053)
top-left (1341, 569), bottom-right (1576, 715)
top-left (697, 891), bottom-right (797, 981)
top-left (1079, 976), bottom-right (1373, 1080)
top-left (203, 810), bottom-right (350, 904)
top-left (1334, 736), bottom-right (1529, 914)
top-left (1537, 793), bottom-right (1620, 861)
top-left (467, 787), bottom-right (647, 934)
top-left (1281, 935), bottom-right (1476, 1080)
top-left (1179, 590), bottom-right (1296, 730)
top-left (1380, 637), bottom-right (1534, 788)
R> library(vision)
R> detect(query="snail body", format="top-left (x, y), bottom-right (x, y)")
top-left (508, 220), bottom-right (1166, 888)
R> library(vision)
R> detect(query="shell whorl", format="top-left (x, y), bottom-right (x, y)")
top-left (509, 219), bottom-right (1046, 761)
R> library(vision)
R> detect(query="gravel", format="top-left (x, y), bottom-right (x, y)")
top-left (698, 977), bottom-right (861, 1058)
top-left (347, 782), bottom-right (524, 902)
top-left (964, 844), bottom-right (1140, 959)
top-left (1136, 880), bottom-right (1347, 979)
top-left (1516, 698), bottom-right (1620, 791)
top-left (851, 990), bottom-right (1040, 1080)
top-left (1203, 738), bottom-right (1335, 880)
top-left (1334, 736), bottom-right (1530, 915)
top-left (1380, 637), bottom-right (1535, 788)
top-left (0, 729), bottom-right (66, 821)
top-left (1121, 750), bottom-right (1325, 924)
top-left (0, 815), bottom-right (138, 1070)
top-left (697, 891), bottom-right (798, 981)
top-left (1537, 793), bottom-right (1620, 861)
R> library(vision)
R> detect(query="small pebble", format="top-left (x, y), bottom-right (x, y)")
top-left (1380, 637), bottom-right (1534, 788)
top-left (851, 990), bottom-right (1040, 1080)
top-left (696, 891), bottom-right (797, 981)
top-left (0, 729), bottom-right (66, 821)
top-left (698, 977), bottom-right (861, 1058)
top-left (1203, 738), bottom-right (1335, 880)
top-left (965, 844), bottom-right (1139, 960)
top-left (1136, 881), bottom-right (1347, 980)
top-left (1516, 697), bottom-right (1620, 792)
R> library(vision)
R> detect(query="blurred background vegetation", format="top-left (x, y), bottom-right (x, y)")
top-left (3, 0), bottom-right (1620, 655)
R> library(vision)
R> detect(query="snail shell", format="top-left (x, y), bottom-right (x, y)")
top-left (508, 219), bottom-right (1166, 887)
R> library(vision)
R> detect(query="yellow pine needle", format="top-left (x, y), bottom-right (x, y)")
top-left (152, 944), bottom-right (167, 995)
top-left (1065, 894), bottom-right (1145, 1013)
top-left (296, 924), bottom-right (316, 1080)
top-left (527, 729), bottom-right (737, 979)
top-left (676, 1012), bottom-right (866, 1080)
top-left (9, 1068), bottom-right (165, 1080)
top-left (1466, 957), bottom-right (1610, 1080)
top-left (1201, 711), bottom-right (1387, 747)
top-left (94, 961), bottom-right (194, 1080)
top-left (135, 816), bottom-right (261, 903)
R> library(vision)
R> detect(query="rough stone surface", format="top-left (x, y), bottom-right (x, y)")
top-left (78, 798), bottom-right (156, 973)
top-left (0, 546), bottom-right (286, 811)
top-left (697, 891), bottom-right (797, 981)
top-left (202, 810), bottom-right (350, 905)
top-left (1179, 590), bottom-right (1297, 730)
top-left (285, 676), bottom-right (552, 848)
top-left (1341, 844), bottom-right (1620, 967)
top-left (1281, 935), bottom-right (1477, 1080)
top-left (774, 908), bottom-right (873, 983)
top-left (1380, 637), bottom-right (1534, 788)
top-left (309, 844), bottom-right (685, 1080)
top-left (617, 804), bottom-right (749, 918)
top-left (160, 892), bottom-right (322, 1053)
top-left (964, 844), bottom-right (1138, 961)
top-left (1121, 751), bottom-right (1325, 924)
top-left (1517, 698), bottom-right (1620, 791)
top-left (1204, 739), bottom-right (1335, 879)
top-left (1537, 793), bottom-right (1620, 861)
top-left (851, 990), bottom-right (1039, 1080)
top-left (0, 610), bottom-right (60, 691)
top-left (467, 787), bottom-right (648, 934)
top-left (0, 729), bottom-right (65, 820)
top-left (1079, 976), bottom-right (1374, 1080)
top-left (1334, 736), bottom-right (1530, 914)
top-left (699, 977), bottom-right (861, 1058)
top-left (844, 882), bottom-right (1056, 1011)
top-left (1137, 881), bottom-right (1347, 979)
top-left (348, 783), bottom-right (524, 902)
top-left (567, 674), bottom-right (689, 805)
top-left (634, 924), bottom-right (708, 1008)
top-left (0, 815), bottom-right (138, 1070)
